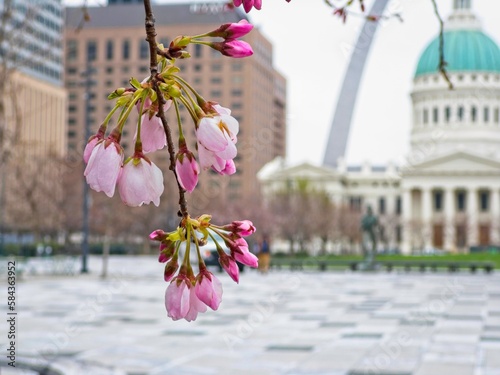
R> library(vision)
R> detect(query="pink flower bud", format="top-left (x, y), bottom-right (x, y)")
top-left (149, 229), bottom-right (166, 241)
top-left (207, 20), bottom-right (254, 39)
top-left (210, 40), bottom-right (253, 58)
top-left (233, 0), bottom-right (262, 12)
top-left (233, 248), bottom-right (259, 268)
top-left (226, 220), bottom-right (255, 236)
top-left (175, 148), bottom-right (200, 193)
top-left (134, 100), bottom-right (172, 153)
top-left (165, 276), bottom-right (190, 320)
top-left (164, 254), bottom-right (179, 282)
top-left (184, 287), bottom-right (207, 322)
top-left (158, 240), bottom-right (176, 263)
top-left (117, 155), bottom-right (164, 207)
top-left (195, 270), bottom-right (223, 310)
top-left (84, 138), bottom-right (124, 197)
top-left (218, 252), bottom-right (239, 283)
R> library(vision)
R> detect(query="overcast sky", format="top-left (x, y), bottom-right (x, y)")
top-left (64, 0), bottom-right (500, 166)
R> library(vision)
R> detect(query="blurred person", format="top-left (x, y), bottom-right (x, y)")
top-left (258, 235), bottom-right (271, 273)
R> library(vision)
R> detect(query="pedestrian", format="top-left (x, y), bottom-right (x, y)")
top-left (258, 235), bottom-right (271, 273)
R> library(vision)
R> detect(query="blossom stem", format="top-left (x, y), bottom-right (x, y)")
top-left (171, 74), bottom-right (205, 105)
top-left (172, 98), bottom-right (185, 143)
top-left (134, 94), bottom-right (147, 153)
top-left (177, 95), bottom-right (199, 125)
top-left (143, 0), bottom-right (190, 219)
top-left (117, 93), bottom-right (142, 132)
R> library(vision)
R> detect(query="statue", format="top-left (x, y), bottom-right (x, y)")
top-left (360, 206), bottom-right (378, 270)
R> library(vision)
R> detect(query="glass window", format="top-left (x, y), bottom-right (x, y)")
top-left (434, 191), bottom-right (443, 212)
top-left (471, 106), bottom-right (477, 122)
top-left (480, 191), bottom-right (489, 212)
top-left (106, 40), bottom-right (114, 60)
top-left (495, 108), bottom-right (500, 124)
top-left (194, 44), bottom-right (202, 58)
top-left (67, 40), bottom-right (78, 61)
top-left (211, 63), bottom-right (222, 72)
top-left (484, 107), bottom-right (489, 123)
top-left (457, 191), bottom-right (466, 212)
top-left (445, 106), bottom-right (451, 123)
top-left (123, 39), bottom-right (130, 60)
top-left (87, 40), bottom-right (97, 62)
top-left (423, 109), bottom-right (428, 124)
top-left (433, 107), bottom-right (438, 123)
top-left (395, 196), bottom-right (402, 215)
top-left (457, 106), bottom-right (464, 121)
top-left (139, 40), bottom-right (149, 59)
top-left (378, 197), bottom-right (386, 215)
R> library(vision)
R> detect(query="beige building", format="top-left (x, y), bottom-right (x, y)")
top-left (64, 2), bottom-right (286, 222)
top-left (1, 72), bottom-right (67, 238)
top-left (0, 0), bottom-right (66, 242)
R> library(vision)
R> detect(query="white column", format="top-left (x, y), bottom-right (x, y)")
top-left (422, 187), bottom-right (433, 249)
top-left (444, 188), bottom-right (456, 252)
top-left (468, 188), bottom-right (478, 247)
top-left (491, 189), bottom-right (500, 245)
top-left (401, 189), bottom-right (412, 254)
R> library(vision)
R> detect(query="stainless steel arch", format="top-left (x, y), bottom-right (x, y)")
top-left (323, 0), bottom-right (391, 167)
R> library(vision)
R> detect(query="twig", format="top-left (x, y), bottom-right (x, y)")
top-left (143, 0), bottom-right (189, 219)
top-left (431, 0), bottom-right (453, 89)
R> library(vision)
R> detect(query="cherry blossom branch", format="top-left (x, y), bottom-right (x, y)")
top-left (143, 0), bottom-right (189, 219)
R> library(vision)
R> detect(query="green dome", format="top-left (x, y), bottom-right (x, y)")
top-left (415, 30), bottom-right (500, 77)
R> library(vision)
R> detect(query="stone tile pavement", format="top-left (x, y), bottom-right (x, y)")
top-left (1, 255), bottom-right (500, 375)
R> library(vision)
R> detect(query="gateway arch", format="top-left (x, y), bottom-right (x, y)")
top-left (323, 0), bottom-right (391, 167)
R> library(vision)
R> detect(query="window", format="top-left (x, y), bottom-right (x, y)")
top-left (445, 106), bottom-right (451, 123)
top-left (480, 191), bottom-right (489, 212)
top-left (106, 40), bottom-right (114, 60)
top-left (457, 191), bottom-right (466, 212)
top-left (484, 107), bottom-right (489, 123)
top-left (423, 109), bottom-right (429, 124)
top-left (87, 40), bottom-right (97, 62)
top-left (434, 191), bottom-right (443, 212)
top-left (495, 108), bottom-right (500, 124)
top-left (106, 66), bottom-right (113, 74)
top-left (395, 196), bottom-right (402, 215)
top-left (194, 64), bottom-right (202, 72)
top-left (211, 63), bottom-right (222, 72)
top-left (67, 40), bottom-right (78, 61)
top-left (123, 39), bottom-right (130, 60)
top-left (139, 40), bottom-right (149, 59)
top-left (231, 89), bottom-right (242, 97)
top-left (211, 77), bottom-right (222, 84)
top-left (457, 106), bottom-right (464, 121)
top-left (68, 105), bottom-right (77, 113)
top-left (68, 130), bottom-right (77, 138)
top-left (194, 44), bottom-right (202, 58)
top-left (471, 106), bottom-right (477, 122)
top-left (66, 66), bottom-right (77, 75)
top-left (378, 197), bottom-right (386, 215)
top-left (433, 107), bottom-right (439, 123)
top-left (232, 62), bottom-right (242, 71)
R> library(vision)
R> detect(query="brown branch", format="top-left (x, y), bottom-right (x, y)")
top-left (431, 0), bottom-right (453, 89)
top-left (143, 0), bottom-right (189, 220)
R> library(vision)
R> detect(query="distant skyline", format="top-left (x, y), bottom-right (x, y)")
top-left (64, 0), bottom-right (500, 166)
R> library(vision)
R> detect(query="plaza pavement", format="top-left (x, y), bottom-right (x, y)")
top-left (1, 255), bottom-right (500, 375)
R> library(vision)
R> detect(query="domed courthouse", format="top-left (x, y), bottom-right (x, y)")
top-left (259, 0), bottom-right (500, 254)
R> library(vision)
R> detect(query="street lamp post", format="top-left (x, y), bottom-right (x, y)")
top-left (81, 62), bottom-right (93, 273)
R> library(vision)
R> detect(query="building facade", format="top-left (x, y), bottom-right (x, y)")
top-left (0, 0), bottom-right (66, 241)
top-left (63, 2), bottom-right (286, 225)
top-left (259, 1), bottom-right (500, 254)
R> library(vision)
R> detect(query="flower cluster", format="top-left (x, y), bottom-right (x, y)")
top-left (83, 15), bottom-right (259, 322)
top-left (83, 20), bottom-right (254, 204)
top-left (232, 0), bottom-right (291, 13)
top-left (150, 215), bottom-right (257, 321)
